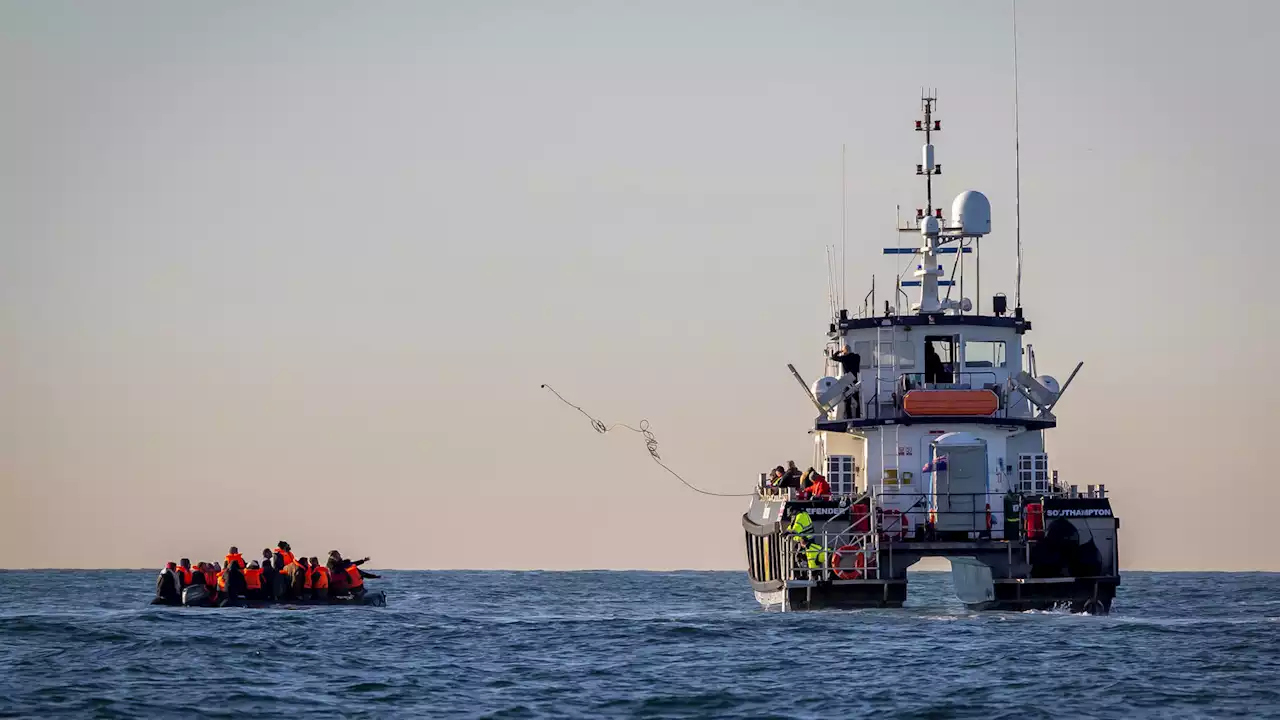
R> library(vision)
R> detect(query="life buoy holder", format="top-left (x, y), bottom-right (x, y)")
top-left (832, 544), bottom-right (866, 580)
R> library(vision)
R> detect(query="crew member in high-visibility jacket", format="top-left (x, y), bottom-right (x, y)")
top-left (789, 511), bottom-right (814, 543)
top-left (788, 511), bottom-right (827, 572)
top-left (801, 538), bottom-right (828, 570)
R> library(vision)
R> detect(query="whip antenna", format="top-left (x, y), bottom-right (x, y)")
top-left (1013, 0), bottom-right (1023, 310)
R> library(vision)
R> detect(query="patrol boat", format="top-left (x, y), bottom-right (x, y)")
top-left (742, 94), bottom-right (1120, 613)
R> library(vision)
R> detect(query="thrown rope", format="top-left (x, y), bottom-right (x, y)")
top-left (541, 384), bottom-right (754, 498)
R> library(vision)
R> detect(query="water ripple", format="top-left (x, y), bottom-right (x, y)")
top-left (0, 570), bottom-right (1278, 718)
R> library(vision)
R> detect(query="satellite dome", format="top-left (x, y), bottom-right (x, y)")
top-left (951, 190), bottom-right (991, 235)
top-left (920, 214), bottom-right (941, 236)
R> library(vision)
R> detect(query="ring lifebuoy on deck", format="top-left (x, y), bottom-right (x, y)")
top-left (832, 544), bottom-right (866, 580)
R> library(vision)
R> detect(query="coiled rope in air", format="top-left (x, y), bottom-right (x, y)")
top-left (541, 384), bottom-right (754, 498)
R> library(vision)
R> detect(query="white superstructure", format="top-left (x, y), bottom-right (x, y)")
top-left (743, 94), bottom-right (1117, 613)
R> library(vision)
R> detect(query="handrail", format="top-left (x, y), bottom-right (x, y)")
top-left (760, 486), bottom-right (1111, 587)
top-left (899, 371), bottom-right (1000, 391)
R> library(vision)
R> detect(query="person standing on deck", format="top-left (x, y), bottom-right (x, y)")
top-left (830, 344), bottom-right (862, 418)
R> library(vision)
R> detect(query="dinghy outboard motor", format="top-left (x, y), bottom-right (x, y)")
top-left (181, 584), bottom-right (212, 607)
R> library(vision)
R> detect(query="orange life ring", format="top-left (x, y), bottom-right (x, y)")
top-left (832, 544), bottom-right (866, 580)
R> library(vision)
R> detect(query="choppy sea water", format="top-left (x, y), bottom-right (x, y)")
top-left (1, 570), bottom-right (1278, 718)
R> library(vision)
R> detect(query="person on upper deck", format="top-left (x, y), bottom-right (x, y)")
top-left (925, 343), bottom-right (947, 385)
top-left (799, 468), bottom-right (830, 499)
top-left (780, 461), bottom-right (802, 488)
top-left (830, 345), bottom-right (862, 418)
top-left (831, 344), bottom-right (860, 376)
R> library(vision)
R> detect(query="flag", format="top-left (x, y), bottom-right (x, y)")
top-left (922, 454), bottom-right (948, 473)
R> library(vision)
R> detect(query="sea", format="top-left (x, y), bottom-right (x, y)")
top-left (1, 570), bottom-right (1278, 719)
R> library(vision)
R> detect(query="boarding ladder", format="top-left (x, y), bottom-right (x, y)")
top-left (873, 320), bottom-right (901, 576)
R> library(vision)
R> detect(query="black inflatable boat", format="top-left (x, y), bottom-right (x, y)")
top-left (152, 584), bottom-right (387, 608)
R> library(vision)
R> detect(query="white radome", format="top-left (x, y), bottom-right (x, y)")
top-left (951, 190), bottom-right (991, 235)
top-left (920, 214), bottom-right (941, 236)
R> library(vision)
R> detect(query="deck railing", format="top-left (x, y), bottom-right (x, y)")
top-left (770, 487), bottom-right (1111, 583)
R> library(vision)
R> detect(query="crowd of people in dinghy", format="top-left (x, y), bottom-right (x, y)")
top-left (153, 541), bottom-right (379, 606)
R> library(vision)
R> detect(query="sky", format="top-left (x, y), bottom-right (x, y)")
top-left (1, 0), bottom-right (1276, 570)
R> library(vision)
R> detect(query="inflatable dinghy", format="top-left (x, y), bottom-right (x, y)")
top-left (165, 586), bottom-right (387, 608)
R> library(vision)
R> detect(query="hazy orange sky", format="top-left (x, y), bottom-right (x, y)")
top-left (2, 0), bottom-right (1276, 570)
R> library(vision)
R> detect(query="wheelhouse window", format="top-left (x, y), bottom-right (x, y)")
top-left (923, 335), bottom-right (956, 384)
top-left (964, 340), bottom-right (1007, 369)
top-left (826, 455), bottom-right (855, 495)
top-left (897, 340), bottom-right (916, 369)
top-left (853, 341), bottom-right (872, 369)
top-left (1018, 453), bottom-right (1049, 493)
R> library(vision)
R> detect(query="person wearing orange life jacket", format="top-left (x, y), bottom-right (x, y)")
top-left (274, 541), bottom-right (296, 570)
top-left (197, 562), bottom-right (219, 603)
top-left (329, 551), bottom-right (379, 597)
top-left (224, 546), bottom-right (246, 570)
top-left (176, 558), bottom-right (194, 588)
top-left (273, 542), bottom-right (298, 599)
top-left (243, 561), bottom-right (264, 601)
top-left (296, 557), bottom-right (313, 601)
top-left (308, 557), bottom-right (329, 602)
top-left (197, 562), bottom-right (215, 590)
top-left (281, 555), bottom-right (307, 601)
top-left (217, 560), bottom-right (246, 604)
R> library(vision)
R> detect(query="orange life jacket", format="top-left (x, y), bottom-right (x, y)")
top-left (224, 553), bottom-right (245, 569)
top-left (346, 565), bottom-right (363, 589)
top-left (204, 570), bottom-right (218, 587)
top-left (177, 567), bottom-right (193, 585)
top-left (302, 566), bottom-right (313, 589)
top-left (276, 548), bottom-right (296, 566)
top-left (216, 571), bottom-right (227, 591)
top-left (313, 567), bottom-right (329, 589)
top-left (244, 568), bottom-right (262, 590)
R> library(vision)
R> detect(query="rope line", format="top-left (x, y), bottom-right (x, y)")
top-left (541, 384), bottom-right (754, 498)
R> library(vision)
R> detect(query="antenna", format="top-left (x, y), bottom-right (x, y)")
top-left (841, 144), bottom-right (847, 311)
top-left (1013, 0), bottom-right (1023, 310)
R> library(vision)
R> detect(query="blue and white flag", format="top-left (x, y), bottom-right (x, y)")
top-left (922, 454), bottom-right (948, 473)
